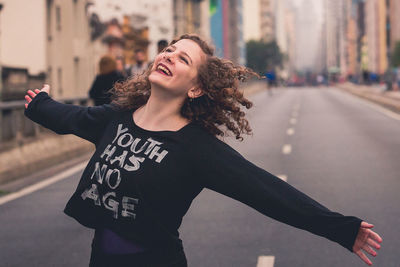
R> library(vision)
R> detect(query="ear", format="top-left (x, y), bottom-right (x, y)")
top-left (188, 86), bottom-right (204, 99)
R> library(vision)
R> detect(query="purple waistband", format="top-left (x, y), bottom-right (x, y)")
top-left (97, 228), bottom-right (146, 254)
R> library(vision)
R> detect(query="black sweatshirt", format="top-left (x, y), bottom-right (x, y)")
top-left (24, 92), bottom-right (362, 253)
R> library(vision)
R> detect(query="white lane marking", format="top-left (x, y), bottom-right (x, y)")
top-left (0, 162), bottom-right (87, 206)
top-left (282, 144), bottom-right (292, 154)
top-left (276, 174), bottom-right (287, 182)
top-left (287, 128), bottom-right (295, 135)
top-left (338, 89), bottom-right (400, 121)
top-left (257, 255), bottom-right (275, 267)
top-left (357, 96), bottom-right (400, 121)
top-left (290, 118), bottom-right (297, 125)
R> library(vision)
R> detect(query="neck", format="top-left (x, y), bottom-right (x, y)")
top-left (133, 86), bottom-right (189, 131)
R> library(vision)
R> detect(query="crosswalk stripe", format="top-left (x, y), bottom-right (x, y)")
top-left (256, 255), bottom-right (275, 267)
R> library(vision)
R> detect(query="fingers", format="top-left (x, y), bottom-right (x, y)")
top-left (361, 221), bottom-right (374, 228)
top-left (27, 90), bottom-right (37, 98)
top-left (41, 84), bottom-right (50, 94)
top-left (24, 84), bottom-right (50, 109)
top-left (363, 244), bottom-right (378, 257)
top-left (25, 95), bottom-right (32, 103)
top-left (355, 250), bottom-right (372, 266)
top-left (367, 238), bottom-right (381, 250)
top-left (24, 89), bottom-right (38, 109)
top-left (369, 230), bottom-right (383, 243)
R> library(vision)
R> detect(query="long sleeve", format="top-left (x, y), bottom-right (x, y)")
top-left (24, 92), bottom-right (119, 145)
top-left (195, 136), bottom-right (362, 252)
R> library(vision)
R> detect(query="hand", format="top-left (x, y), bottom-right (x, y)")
top-left (353, 221), bottom-right (383, 266)
top-left (24, 84), bottom-right (50, 109)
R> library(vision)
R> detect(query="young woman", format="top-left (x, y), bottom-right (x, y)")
top-left (24, 34), bottom-right (382, 267)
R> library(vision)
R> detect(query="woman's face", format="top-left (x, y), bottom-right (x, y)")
top-left (149, 39), bottom-right (206, 98)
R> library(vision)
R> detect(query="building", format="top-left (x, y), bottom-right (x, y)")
top-left (365, 0), bottom-right (388, 75)
top-left (259, 0), bottom-right (275, 42)
top-left (243, 0), bottom-right (261, 42)
top-left (46, 0), bottom-right (98, 99)
top-left (173, 0), bottom-right (210, 41)
top-left (89, 0), bottom-right (174, 63)
top-left (210, 0), bottom-right (245, 64)
top-left (0, 0), bottom-right (96, 100)
top-left (389, 0), bottom-right (400, 57)
top-left (324, 0), bottom-right (342, 73)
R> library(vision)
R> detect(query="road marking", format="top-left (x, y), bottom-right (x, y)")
top-left (290, 118), bottom-right (297, 125)
top-left (0, 162), bottom-right (87, 206)
top-left (286, 128), bottom-right (295, 135)
top-left (276, 174), bottom-right (287, 182)
top-left (338, 89), bottom-right (400, 121)
top-left (256, 255), bottom-right (275, 267)
top-left (358, 96), bottom-right (400, 121)
top-left (282, 144), bottom-right (292, 154)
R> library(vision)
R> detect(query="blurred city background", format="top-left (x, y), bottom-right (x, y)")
top-left (0, 0), bottom-right (399, 266)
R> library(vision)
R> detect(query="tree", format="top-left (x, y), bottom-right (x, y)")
top-left (393, 41), bottom-right (400, 67)
top-left (246, 40), bottom-right (284, 75)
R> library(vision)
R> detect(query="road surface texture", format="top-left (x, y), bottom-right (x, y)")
top-left (0, 87), bottom-right (398, 267)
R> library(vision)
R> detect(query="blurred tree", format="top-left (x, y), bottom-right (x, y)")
top-left (246, 40), bottom-right (284, 75)
top-left (393, 41), bottom-right (400, 67)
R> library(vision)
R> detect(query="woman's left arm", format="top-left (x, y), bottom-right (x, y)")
top-left (197, 139), bottom-right (382, 265)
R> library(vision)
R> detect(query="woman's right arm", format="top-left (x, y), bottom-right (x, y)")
top-left (24, 85), bottom-right (118, 144)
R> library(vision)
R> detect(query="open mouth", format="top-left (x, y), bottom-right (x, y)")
top-left (156, 63), bottom-right (173, 76)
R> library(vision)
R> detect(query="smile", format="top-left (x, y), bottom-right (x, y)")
top-left (156, 63), bottom-right (173, 76)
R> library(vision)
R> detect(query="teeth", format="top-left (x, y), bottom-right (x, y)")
top-left (157, 65), bottom-right (171, 76)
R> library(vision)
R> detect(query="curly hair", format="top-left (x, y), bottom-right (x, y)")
top-left (111, 34), bottom-right (259, 141)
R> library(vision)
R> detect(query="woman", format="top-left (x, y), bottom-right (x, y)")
top-left (24, 34), bottom-right (382, 267)
top-left (89, 55), bottom-right (125, 106)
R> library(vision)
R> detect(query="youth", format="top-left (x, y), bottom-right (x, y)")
top-left (24, 34), bottom-right (382, 267)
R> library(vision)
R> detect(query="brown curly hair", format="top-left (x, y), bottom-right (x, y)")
top-left (111, 34), bottom-right (259, 140)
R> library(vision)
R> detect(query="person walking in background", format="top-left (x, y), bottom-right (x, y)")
top-left (24, 34), bottom-right (382, 267)
top-left (125, 49), bottom-right (148, 78)
top-left (157, 39), bottom-right (168, 54)
top-left (89, 55), bottom-right (125, 106)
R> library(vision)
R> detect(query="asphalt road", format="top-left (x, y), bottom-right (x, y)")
top-left (0, 87), bottom-right (399, 267)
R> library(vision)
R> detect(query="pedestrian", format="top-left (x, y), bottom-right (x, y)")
top-left (89, 55), bottom-right (125, 106)
top-left (125, 48), bottom-right (148, 78)
top-left (157, 39), bottom-right (169, 54)
top-left (24, 34), bottom-right (382, 267)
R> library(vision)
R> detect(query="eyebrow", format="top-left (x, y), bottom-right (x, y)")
top-left (170, 45), bottom-right (193, 64)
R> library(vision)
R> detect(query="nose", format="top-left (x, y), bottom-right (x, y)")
top-left (163, 52), bottom-right (175, 64)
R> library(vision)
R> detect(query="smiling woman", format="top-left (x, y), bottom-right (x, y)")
top-left (111, 34), bottom-right (256, 139)
top-left (24, 34), bottom-right (381, 267)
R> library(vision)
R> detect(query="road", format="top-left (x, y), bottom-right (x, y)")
top-left (0, 87), bottom-right (399, 267)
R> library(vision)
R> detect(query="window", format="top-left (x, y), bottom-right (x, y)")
top-left (56, 6), bottom-right (61, 31)
top-left (57, 68), bottom-right (63, 95)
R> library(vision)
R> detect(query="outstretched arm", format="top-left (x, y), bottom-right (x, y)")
top-left (24, 84), bottom-right (118, 145)
top-left (195, 137), bottom-right (382, 265)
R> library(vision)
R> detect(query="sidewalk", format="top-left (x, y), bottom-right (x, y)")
top-left (336, 82), bottom-right (400, 113)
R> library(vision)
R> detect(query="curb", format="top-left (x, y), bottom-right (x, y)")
top-left (0, 133), bottom-right (94, 188)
